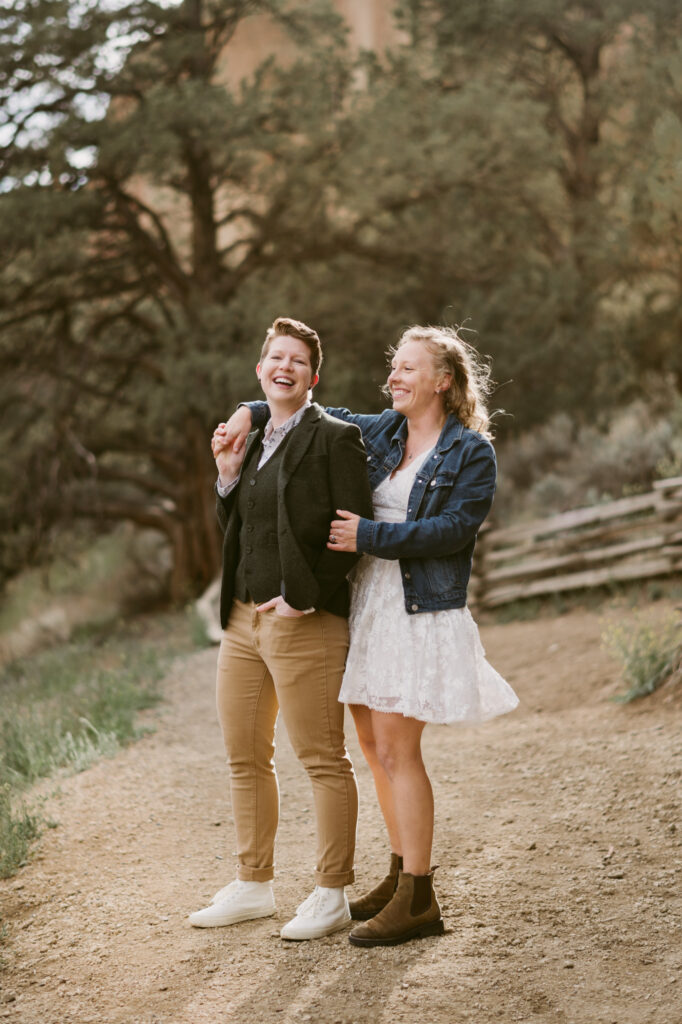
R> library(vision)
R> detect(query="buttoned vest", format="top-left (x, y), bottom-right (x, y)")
top-left (233, 433), bottom-right (291, 604)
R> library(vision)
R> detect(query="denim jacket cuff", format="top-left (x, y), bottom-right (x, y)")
top-left (356, 518), bottom-right (375, 554)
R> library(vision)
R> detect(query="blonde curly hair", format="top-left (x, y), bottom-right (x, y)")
top-left (386, 325), bottom-right (495, 440)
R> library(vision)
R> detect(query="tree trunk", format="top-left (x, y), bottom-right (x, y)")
top-left (166, 415), bottom-right (222, 602)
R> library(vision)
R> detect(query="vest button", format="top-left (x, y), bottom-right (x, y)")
top-left (249, 478), bottom-right (256, 486)
top-left (404, 571), bottom-right (411, 579)
top-left (247, 500), bottom-right (254, 509)
top-left (245, 545), bottom-right (253, 554)
top-left (411, 603), bottom-right (419, 611)
top-left (246, 525), bottom-right (254, 533)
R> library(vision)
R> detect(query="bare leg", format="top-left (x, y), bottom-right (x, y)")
top-left (370, 711), bottom-right (432, 876)
top-left (349, 704), bottom-right (401, 855)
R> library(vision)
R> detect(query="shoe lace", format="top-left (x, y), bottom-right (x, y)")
top-left (297, 887), bottom-right (338, 918)
top-left (296, 890), bottom-right (318, 915)
top-left (212, 879), bottom-right (249, 904)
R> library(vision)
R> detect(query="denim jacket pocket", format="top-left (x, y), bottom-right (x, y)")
top-left (421, 469), bottom-right (459, 513)
top-left (423, 555), bottom-right (463, 596)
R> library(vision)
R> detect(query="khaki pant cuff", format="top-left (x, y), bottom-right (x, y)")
top-left (315, 869), bottom-right (355, 887)
top-left (237, 865), bottom-right (274, 882)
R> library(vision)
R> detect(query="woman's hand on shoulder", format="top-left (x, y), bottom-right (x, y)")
top-left (327, 510), bottom-right (360, 552)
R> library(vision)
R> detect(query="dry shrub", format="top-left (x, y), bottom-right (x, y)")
top-left (496, 381), bottom-right (682, 522)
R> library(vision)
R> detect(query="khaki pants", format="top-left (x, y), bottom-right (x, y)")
top-left (216, 599), bottom-right (357, 887)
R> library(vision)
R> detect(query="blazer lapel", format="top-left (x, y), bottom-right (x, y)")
top-left (279, 403), bottom-right (321, 485)
top-left (238, 429), bottom-right (263, 477)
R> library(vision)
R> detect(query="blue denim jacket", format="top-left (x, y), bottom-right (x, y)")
top-left (247, 403), bottom-right (496, 613)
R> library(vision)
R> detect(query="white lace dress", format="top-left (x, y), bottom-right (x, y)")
top-left (339, 452), bottom-right (519, 724)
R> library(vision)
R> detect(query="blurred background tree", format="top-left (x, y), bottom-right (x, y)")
top-left (1, 0), bottom-right (681, 602)
top-left (0, 0), bottom-right (358, 598)
top-left (391, 0), bottom-right (682, 420)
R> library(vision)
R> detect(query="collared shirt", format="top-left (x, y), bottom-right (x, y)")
top-left (216, 399), bottom-right (311, 497)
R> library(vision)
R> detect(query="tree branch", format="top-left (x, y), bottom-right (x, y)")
top-left (93, 465), bottom-right (179, 501)
top-left (101, 180), bottom-right (191, 300)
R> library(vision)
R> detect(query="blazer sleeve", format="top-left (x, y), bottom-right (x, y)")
top-left (215, 429), bottom-right (262, 533)
top-left (355, 441), bottom-right (496, 559)
top-left (215, 483), bottom-right (237, 535)
top-left (310, 425), bottom-right (373, 608)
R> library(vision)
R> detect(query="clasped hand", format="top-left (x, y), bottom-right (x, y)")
top-left (212, 408), bottom-right (252, 482)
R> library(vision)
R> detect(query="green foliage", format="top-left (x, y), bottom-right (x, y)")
top-left (390, 0), bottom-right (682, 430)
top-left (1, 0), bottom-right (682, 598)
top-left (0, 643), bottom-right (163, 788)
top-left (0, 785), bottom-right (41, 880)
top-left (495, 382), bottom-right (682, 521)
top-left (0, 0), bottom-right (359, 598)
top-left (0, 623), bottom-right (168, 876)
top-left (603, 614), bottom-right (682, 702)
top-left (186, 604), bottom-right (215, 649)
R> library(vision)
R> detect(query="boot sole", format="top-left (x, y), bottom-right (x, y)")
top-left (348, 918), bottom-right (445, 947)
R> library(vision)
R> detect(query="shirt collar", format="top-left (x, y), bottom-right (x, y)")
top-left (263, 399), bottom-right (311, 442)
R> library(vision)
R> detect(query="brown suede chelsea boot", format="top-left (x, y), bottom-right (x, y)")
top-left (348, 868), bottom-right (444, 947)
top-left (349, 852), bottom-right (403, 921)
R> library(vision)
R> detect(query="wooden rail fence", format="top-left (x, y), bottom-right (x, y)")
top-left (471, 476), bottom-right (682, 609)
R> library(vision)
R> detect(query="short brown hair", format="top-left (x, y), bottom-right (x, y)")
top-left (261, 317), bottom-right (323, 376)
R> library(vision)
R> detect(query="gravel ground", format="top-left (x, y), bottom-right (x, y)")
top-left (1, 604), bottom-right (680, 1024)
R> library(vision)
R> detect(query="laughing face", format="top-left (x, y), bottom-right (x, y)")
top-left (257, 334), bottom-right (318, 412)
top-left (387, 340), bottom-right (448, 418)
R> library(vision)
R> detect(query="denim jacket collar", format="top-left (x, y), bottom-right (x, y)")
top-left (389, 413), bottom-right (464, 454)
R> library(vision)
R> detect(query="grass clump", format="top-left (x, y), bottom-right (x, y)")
top-left (187, 605), bottom-right (216, 649)
top-left (0, 645), bottom-right (164, 787)
top-left (602, 614), bottom-right (682, 703)
top-left (0, 625), bottom-right (168, 877)
top-left (0, 785), bottom-right (41, 879)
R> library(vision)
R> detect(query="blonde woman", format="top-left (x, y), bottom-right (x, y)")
top-left (215, 326), bottom-right (518, 947)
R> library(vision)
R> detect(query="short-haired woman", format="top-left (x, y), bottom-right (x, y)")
top-left (215, 325), bottom-right (518, 947)
top-left (194, 317), bottom-right (372, 941)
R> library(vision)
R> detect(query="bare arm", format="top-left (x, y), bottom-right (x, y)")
top-left (212, 406), bottom-right (254, 459)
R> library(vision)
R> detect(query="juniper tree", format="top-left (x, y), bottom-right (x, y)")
top-left (392, 0), bottom-right (682, 421)
top-left (0, 0), bottom-right (356, 597)
top-left (0, 0), bottom-right (550, 596)
top-left (2, 0), bottom-right (681, 598)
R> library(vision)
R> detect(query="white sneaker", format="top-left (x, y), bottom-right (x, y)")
top-left (188, 879), bottom-right (275, 928)
top-left (280, 886), bottom-right (351, 941)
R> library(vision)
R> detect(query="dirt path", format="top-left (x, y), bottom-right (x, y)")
top-left (1, 606), bottom-right (681, 1024)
